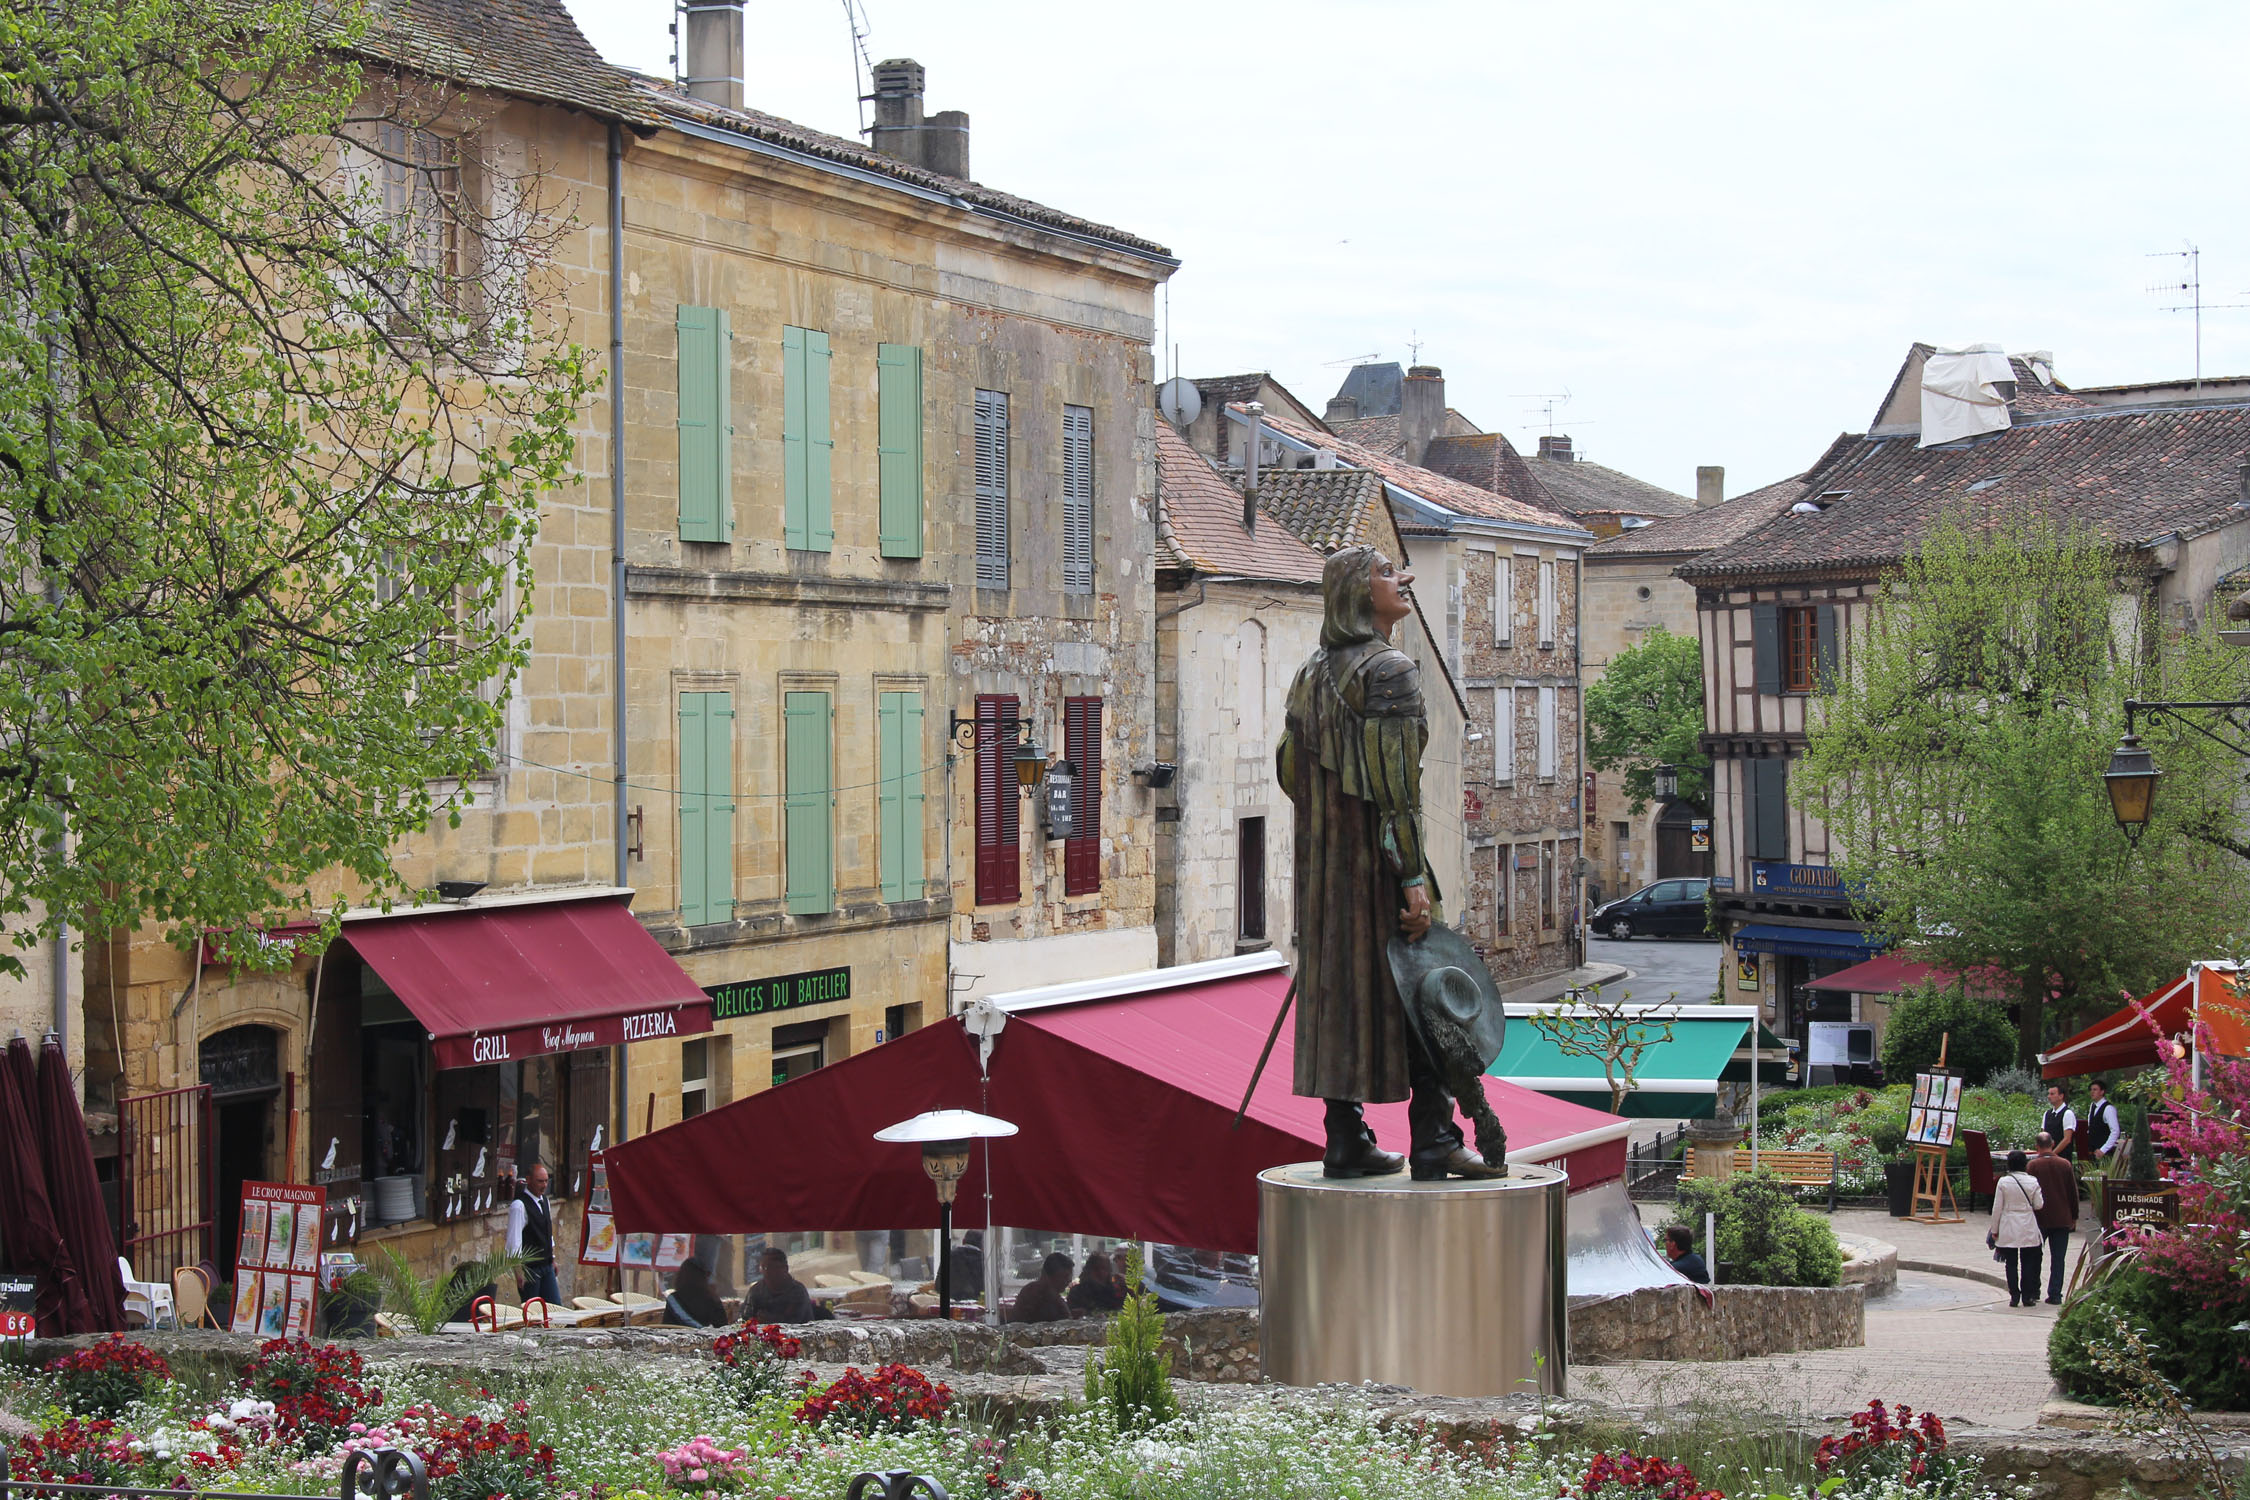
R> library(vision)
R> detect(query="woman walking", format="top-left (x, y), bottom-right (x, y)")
top-left (1989, 1148), bottom-right (2047, 1307)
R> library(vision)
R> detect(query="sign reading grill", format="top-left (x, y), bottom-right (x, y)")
top-left (708, 966), bottom-right (852, 1022)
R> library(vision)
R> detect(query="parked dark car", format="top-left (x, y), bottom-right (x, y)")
top-left (1591, 878), bottom-right (1711, 940)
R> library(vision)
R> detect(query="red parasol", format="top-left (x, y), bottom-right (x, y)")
top-left (32, 1036), bottom-right (126, 1332)
top-left (0, 1037), bottom-right (85, 1333)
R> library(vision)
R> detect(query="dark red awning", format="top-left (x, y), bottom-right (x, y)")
top-left (1804, 954), bottom-right (2017, 1000)
top-left (2040, 965), bottom-right (2248, 1080)
top-left (345, 895), bottom-right (711, 1070)
top-left (606, 958), bottom-right (1626, 1255)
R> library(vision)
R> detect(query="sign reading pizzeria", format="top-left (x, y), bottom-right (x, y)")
top-left (707, 966), bottom-right (852, 1022)
top-left (446, 1001), bottom-right (713, 1070)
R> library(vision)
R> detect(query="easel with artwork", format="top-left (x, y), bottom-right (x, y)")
top-left (1907, 1034), bottom-right (1964, 1225)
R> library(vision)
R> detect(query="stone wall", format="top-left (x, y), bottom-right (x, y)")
top-left (1567, 1282), bottom-right (1865, 1363)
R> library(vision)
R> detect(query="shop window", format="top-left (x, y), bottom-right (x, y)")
top-left (564, 1050), bottom-right (609, 1198)
top-left (360, 1010), bottom-right (427, 1216)
top-left (681, 1037), bottom-right (710, 1120)
top-left (884, 1003), bottom-right (920, 1042)
top-left (1237, 816), bottom-right (1267, 941)
top-left (772, 1018), bottom-right (827, 1088)
top-left (496, 1056), bottom-right (558, 1182)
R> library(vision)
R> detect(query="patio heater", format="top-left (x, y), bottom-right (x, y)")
top-left (874, 1108), bottom-right (1017, 1321)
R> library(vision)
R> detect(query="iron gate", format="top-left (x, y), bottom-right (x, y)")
top-left (0, 1445), bottom-right (425, 1500)
top-left (117, 1083), bottom-right (216, 1281)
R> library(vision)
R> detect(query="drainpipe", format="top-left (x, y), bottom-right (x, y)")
top-left (608, 121), bottom-right (630, 1148)
top-left (50, 913), bottom-right (66, 1052)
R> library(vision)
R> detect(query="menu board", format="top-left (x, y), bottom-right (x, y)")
top-left (575, 1151), bottom-right (689, 1271)
top-left (0, 1273), bottom-right (36, 1340)
top-left (1909, 1070), bottom-right (1962, 1148)
top-left (229, 1182), bottom-right (325, 1338)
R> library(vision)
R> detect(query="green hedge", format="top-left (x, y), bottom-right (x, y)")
top-left (1669, 1172), bottom-right (1843, 1287)
top-left (2050, 1265), bottom-right (2250, 1410)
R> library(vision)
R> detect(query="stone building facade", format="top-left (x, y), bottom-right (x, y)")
top-left (70, 1), bottom-right (1171, 1291)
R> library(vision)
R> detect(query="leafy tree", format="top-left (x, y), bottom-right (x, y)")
top-left (0, 0), bottom-right (594, 971)
top-left (1525, 983), bottom-right (1679, 1113)
top-left (1878, 981), bottom-right (2017, 1086)
top-left (1586, 626), bottom-right (1709, 812)
top-left (1795, 511), bottom-right (2247, 1071)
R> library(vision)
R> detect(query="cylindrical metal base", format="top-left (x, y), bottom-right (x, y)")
top-left (1259, 1161), bottom-right (1567, 1397)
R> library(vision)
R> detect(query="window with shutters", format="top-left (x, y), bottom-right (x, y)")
top-left (676, 306), bottom-right (733, 543)
top-left (877, 690), bottom-right (926, 902)
top-left (974, 693), bottom-right (1021, 905)
top-left (1745, 756), bottom-right (1790, 862)
top-left (877, 344), bottom-right (923, 558)
top-left (974, 390), bottom-right (1009, 589)
top-left (1237, 816), bottom-right (1267, 941)
top-left (783, 327), bottom-right (834, 552)
top-left (676, 691), bottom-right (736, 927)
top-left (1063, 696), bottom-right (1104, 896)
top-left (1541, 841), bottom-right (1558, 930)
top-left (1062, 404), bottom-right (1094, 594)
top-left (1537, 558), bottom-right (1557, 648)
top-left (1536, 685), bottom-right (1557, 780)
top-left (783, 691), bottom-right (834, 914)
top-left (1494, 555), bottom-right (1513, 645)
top-left (1782, 606), bottom-right (1819, 692)
top-left (1496, 686), bottom-right (1515, 781)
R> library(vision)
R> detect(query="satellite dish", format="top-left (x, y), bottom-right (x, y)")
top-left (1157, 376), bottom-right (1202, 429)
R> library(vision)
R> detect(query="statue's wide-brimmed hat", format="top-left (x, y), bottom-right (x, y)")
top-left (1386, 924), bottom-right (1508, 1072)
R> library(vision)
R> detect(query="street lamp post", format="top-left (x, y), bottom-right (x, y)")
top-left (1652, 763), bottom-right (1680, 802)
top-left (2104, 698), bottom-right (2250, 845)
top-left (873, 1109), bottom-right (1018, 1321)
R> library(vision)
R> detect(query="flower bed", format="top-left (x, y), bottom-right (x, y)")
top-left (0, 1337), bottom-right (2033, 1500)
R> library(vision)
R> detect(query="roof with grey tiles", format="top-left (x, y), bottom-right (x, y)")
top-left (1155, 422), bottom-right (1326, 583)
top-left (1524, 452), bottom-right (1693, 521)
top-left (355, 0), bottom-right (657, 123)
top-left (1259, 413), bottom-right (1586, 533)
top-left (1253, 468), bottom-right (1391, 556)
top-left (1586, 475), bottom-right (1806, 560)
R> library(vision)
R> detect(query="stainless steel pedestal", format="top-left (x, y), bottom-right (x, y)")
top-left (1258, 1160), bottom-right (1567, 1397)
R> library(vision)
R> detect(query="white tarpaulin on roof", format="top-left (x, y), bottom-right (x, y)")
top-left (1919, 343), bottom-right (2015, 448)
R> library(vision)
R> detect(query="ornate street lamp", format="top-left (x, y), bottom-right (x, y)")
top-left (2103, 732), bottom-right (2161, 842)
top-left (1652, 763), bottom-right (1680, 802)
top-left (873, 1108), bottom-right (1018, 1322)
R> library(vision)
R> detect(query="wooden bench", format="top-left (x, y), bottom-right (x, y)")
top-left (1684, 1146), bottom-right (1840, 1209)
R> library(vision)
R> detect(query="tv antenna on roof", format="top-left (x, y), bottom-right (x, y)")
top-left (1323, 352), bottom-right (1382, 367)
top-left (1510, 390), bottom-right (1576, 435)
top-left (1406, 329), bottom-right (1424, 363)
top-left (842, 0), bottom-right (875, 135)
top-left (2146, 242), bottom-right (2250, 390)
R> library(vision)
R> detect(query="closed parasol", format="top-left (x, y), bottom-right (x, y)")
top-left (32, 1036), bottom-right (126, 1331)
top-left (0, 1036), bottom-right (82, 1333)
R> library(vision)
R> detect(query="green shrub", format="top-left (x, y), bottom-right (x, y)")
top-left (1879, 981), bottom-right (2017, 1084)
top-left (1667, 1170), bottom-right (1843, 1287)
top-left (1083, 1251), bottom-right (1178, 1433)
top-left (2049, 1265), bottom-right (2250, 1410)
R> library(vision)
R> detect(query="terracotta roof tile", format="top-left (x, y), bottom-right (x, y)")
top-left (1327, 414), bottom-right (1401, 454)
top-left (1254, 468), bottom-right (1390, 555)
top-left (1682, 400), bottom-right (2250, 580)
top-left (1522, 452), bottom-right (1693, 522)
top-left (1259, 413), bottom-right (1586, 533)
top-left (1155, 422), bottom-right (1325, 583)
top-left (358, 0), bottom-right (657, 123)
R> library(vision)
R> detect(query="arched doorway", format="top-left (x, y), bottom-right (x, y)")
top-left (1654, 800), bottom-right (1714, 880)
top-left (200, 1025), bottom-right (282, 1270)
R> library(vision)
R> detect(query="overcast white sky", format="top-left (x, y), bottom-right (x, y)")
top-left (561, 0), bottom-right (2250, 497)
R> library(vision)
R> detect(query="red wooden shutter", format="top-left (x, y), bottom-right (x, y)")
top-left (1063, 696), bottom-right (1103, 896)
top-left (975, 693), bottom-right (1020, 905)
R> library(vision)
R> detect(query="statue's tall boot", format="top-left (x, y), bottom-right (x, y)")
top-left (1408, 1043), bottom-right (1505, 1181)
top-left (1322, 1098), bottom-right (1404, 1178)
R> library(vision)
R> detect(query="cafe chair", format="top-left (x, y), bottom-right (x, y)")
top-left (118, 1256), bottom-right (174, 1329)
top-left (171, 1265), bottom-right (215, 1329)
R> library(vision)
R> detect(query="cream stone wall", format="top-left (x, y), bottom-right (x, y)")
top-left (1582, 554), bottom-right (1701, 897)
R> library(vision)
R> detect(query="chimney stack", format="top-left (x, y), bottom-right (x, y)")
top-left (1696, 465), bottom-right (1725, 510)
top-left (1537, 435), bottom-right (1574, 462)
top-left (869, 59), bottom-right (971, 180)
top-left (1325, 393), bottom-right (1360, 425)
top-left (1241, 403), bottom-right (1263, 533)
top-left (2236, 459), bottom-right (2250, 506)
top-left (1400, 364), bottom-right (1444, 466)
top-left (682, 0), bottom-right (745, 111)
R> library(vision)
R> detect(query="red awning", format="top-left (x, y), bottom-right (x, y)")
top-left (346, 895), bottom-right (712, 1070)
top-left (2040, 964), bottom-right (2249, 1080)
top-left (606, 957), bottom-right (1628, 1255)
top-left (1805, 955), bottom-right (2015, 1000)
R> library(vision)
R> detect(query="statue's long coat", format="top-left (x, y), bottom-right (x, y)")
top-left (1276, 637), bottom-right (1438, 1103)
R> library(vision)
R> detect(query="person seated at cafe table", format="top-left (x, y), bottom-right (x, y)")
top-left (1067, 1249), bottom-right (1127, 1315)
top-left (1008, 1252), bottom-right (1073, 1324)
top-left (1664, 1225), bottom-right (1710, 1285)
top-left (746, 1246), bottom-right (820, 1324)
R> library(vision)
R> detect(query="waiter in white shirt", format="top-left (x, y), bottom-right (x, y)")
top-left (2042, 1083), bottom-right (2078, 1162)
top-left (2083, 1079), bottom-right (2123, 1163)
top-left (505, 1162), bottom-right (560, 1306)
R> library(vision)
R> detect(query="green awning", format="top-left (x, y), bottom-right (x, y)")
top-left (1490, 1014), bottom-right (1791, 1119)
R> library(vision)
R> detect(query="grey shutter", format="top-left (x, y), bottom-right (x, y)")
top-left (1062, 404), bottom-right (1094, 594)
top-left (1751, 603), bottom-right (1781, 695)
top-left (1815, 603), bottom-right (1840, 689)
top-left (1750, 756), bottom-right (1789, 861)
top-left (974, 389), bottom-right (1009, 590)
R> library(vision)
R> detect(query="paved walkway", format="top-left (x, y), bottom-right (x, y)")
top-left (1576, 1204), bottom-right (2092, 1430)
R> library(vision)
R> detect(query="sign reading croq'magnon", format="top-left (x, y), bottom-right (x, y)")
top-left (446, 999), bottom-right (714, 1069)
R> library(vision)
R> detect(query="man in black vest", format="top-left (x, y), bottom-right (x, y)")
top-left (2043, 1084), bottom-right (2078, 1162)
top-left (507, 1162), bottom-right (560, 1307)
top-left (2083, 1079), bottom-right (2122, 1164)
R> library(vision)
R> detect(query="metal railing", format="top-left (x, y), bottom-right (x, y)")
top-left (117, 1083), bottom-right (216, 1279)
top-left (0, 1446), bottom-right (426, 1500)
top-left (1625, 1125), bottom-right (1686, 1195)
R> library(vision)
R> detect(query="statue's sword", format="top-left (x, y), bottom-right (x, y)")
top-left (1230, 972), bottom-right (1299, 1129)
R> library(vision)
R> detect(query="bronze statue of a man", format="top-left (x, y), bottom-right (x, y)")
top-left (1276, 545), bottom-right (1505, 1181)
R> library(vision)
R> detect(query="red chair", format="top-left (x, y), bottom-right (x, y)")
top-left (1961, 1129), bottom-right (1996, 1211)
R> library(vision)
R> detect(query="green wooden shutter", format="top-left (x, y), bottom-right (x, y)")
top-left (878, 691), bottom-right (926, 902)
top-left (877, 344), bottom-right (923, 558)
top-left (676, 306), bottom-right (732, 542)
top-left (677, 692), bottom-right (735, 925)
top-left (1815, 603), bottom-right (1840, 689)
top-left (1751, 603), bottom-right (1781, 695)
top-left (783, 327), bottom-right (834, 552)
top-left (784, 690), bottom-right (833, 914)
